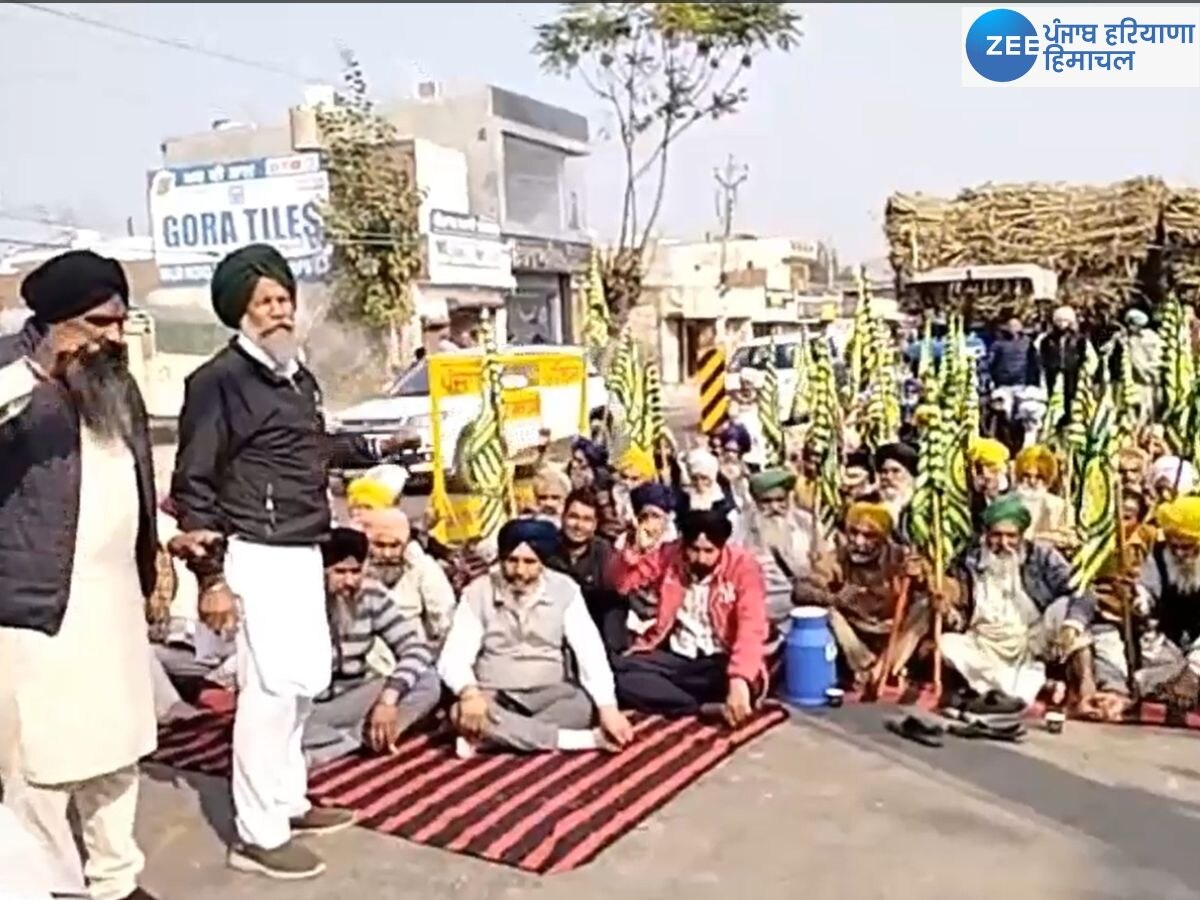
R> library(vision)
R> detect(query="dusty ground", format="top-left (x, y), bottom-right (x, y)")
top-left (136, 705), bottom-right (1200, 900)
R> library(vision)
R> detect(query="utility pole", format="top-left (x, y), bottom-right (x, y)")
top-left (713, 154), bottom-right (749, 292)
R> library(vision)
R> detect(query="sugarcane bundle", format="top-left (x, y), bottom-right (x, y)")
top-left (886, 177), bottom-right (1169, 320)
top-left (1163, 188), bottom-right (1200, 302)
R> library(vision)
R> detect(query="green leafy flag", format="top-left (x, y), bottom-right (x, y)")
top-left (758, 339), bottom-right (785, 467)
top-left (808, 339), bottom-right (842, 539)
top-left (1161, 294), bottom-right (1195, 455)
top-left (583, 247), bottom-right (611, 359)
top-left (1068, 388), bottom-right (1119, 593)
top-left (457, 320), bottom-right (510, 542)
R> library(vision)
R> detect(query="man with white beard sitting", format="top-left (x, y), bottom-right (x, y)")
top-left (874, 442), bottom-right (918, 526)
top-left (733, 469), bottom-right (820, 626)
top-left (1132, 496), bottom-right (1200, 711)
top-left (936, 496), bottom-right (1096, 712)
top-left (1010, 445), bottom-right (1074, 552)
top-left (359, 508), bottom-right (456, 647)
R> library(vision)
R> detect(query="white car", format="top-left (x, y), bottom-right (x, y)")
top-left (328, 344), bottom-right (608, 476)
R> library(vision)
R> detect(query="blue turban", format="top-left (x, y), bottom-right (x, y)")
top-left (717, 422), bottom-right (752, 455)
top-left (497, 518), bottom-right (559, 562)
top-left (631, 482), bottom-right (675, 515)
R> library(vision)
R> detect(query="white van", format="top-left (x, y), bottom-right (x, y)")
top-left (726, 333), bottom-right (809, 419)
top-left (125, 306), bottom-right (232, 425)
top-left (328, 344), bottom-right (608, 475)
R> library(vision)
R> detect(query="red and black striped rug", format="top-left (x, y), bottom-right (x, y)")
top-left (149, 705), bottom-right (788, 873)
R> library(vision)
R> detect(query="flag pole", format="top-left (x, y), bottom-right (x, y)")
top-left (1112, 476), bottom-right (1138, 698)
top-left (931, 493), bottom-right (945, 700)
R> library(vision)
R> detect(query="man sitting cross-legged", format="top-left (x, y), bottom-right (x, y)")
top-left (438, 519), bottom-right (634, 756)
top-left (359, 508), bottom-right (456, 647)
top-left (794, 502), bottom-right (930, 689)
top-left (302, 528), bottom-right (443, 765)
top-left (937, 496), bottom-right (1096, 712)
top-left (609, 509), bottom-right (768, 727)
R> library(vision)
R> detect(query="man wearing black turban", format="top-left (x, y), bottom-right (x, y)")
top-left (609, 508), bottom-right (769, 727)
top-left (169, 244), bottom-right (406, 880)
top-left (0, 250), bottom-right (160, 900)
top-left (304, 526), bottom-right (439, 766)
top-left (438, 518), bottom-right (634, 755)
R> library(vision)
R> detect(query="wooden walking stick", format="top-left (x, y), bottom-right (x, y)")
top-left (874, 575), bottom-right (912, 693)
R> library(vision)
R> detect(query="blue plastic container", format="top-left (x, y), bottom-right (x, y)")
top-left (783, 606), bottom-right (837, 707)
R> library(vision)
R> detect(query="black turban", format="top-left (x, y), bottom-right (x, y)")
top-left (844, 449), bottom-right (876, 477)
top-left (497, 518), bottom-right (559, 562)
top-left (210, 243), bottom-right (296, 328)
top-left (876, 442), bottom-right (919, 477)
top-left (631, 482), bottom-right (675, 515)
top-left (322, 527), bottom-right (368, 568)
top-left (571, 437), bottom-right (609, 469)
top-left (679, 508), bottom-right (733, 548)
top-left (21, 250), bottom-right (128, 325)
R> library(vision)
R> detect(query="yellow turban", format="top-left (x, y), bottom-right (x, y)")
top-left (1157, 496), bottom-right (1200, 543)
top-left (969, 437), bottom-right (1010, 469)
top-left (845, 501), bottom-right (893, 536)
top-left (618, 447), bottom-right (656, 481)
top-left (346, 477), bottom-right (396, 511)
top-left (1014, 445), bottom-right (1058, 484)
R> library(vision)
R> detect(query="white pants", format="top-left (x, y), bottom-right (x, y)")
top-left (4, 766), bottom-right (142, 900)
top-left (231, 662), bottom-right (314, 850)
top-left (226, 540), bottom-right (329, 851)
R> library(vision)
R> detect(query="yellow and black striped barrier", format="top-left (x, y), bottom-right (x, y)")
top-left (696, 347), bottom-right (730, 434)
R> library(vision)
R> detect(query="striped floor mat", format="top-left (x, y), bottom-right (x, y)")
top-left (850, 682), bottom-right (1200, 729)
top-left (149, 705), bottom-right (788, 873)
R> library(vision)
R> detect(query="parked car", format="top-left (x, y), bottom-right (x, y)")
top-left (327, 344), bottom-right (608, 477)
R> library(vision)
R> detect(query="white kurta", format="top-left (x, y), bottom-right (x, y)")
top-left (0, 427), bottom-right (156, 785)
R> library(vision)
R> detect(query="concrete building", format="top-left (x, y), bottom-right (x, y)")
top-left (160, 81), bottom-right (591, 346)
top-left (640, 237), bottom-right (825, 383)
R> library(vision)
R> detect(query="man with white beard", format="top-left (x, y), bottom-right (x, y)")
top-left (936, 496), bottom-right (1096, 711)
top-left (733, 469), bottom-right (819, 626)
top-left (1010, 445), bottom-right (1073, 551)
top-left (874, 442), bottom-right (918, 526)
top-left (1132, 496), bottom-right (1200, 711)
top-left (170, 245), bottom-right (405, 880)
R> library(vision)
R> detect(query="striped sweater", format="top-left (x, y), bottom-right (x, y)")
top-left (322, 580), bottom-right (436, 700)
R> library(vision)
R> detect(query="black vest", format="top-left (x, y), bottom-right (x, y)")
top-left (0, 321), bottom-right (158, 635)
top-left (1152, 544), bottom-right (1200, 648)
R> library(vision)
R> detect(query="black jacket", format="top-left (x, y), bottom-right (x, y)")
top-left (171, 339), bottom-right (377, 546)
top-left (0, 320), bottom-right (158, 634)
top-left (986, 335), bottom-right (1038, 387)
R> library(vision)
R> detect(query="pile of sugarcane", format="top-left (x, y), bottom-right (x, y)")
top-left (1163, 187), bottom-right (1200, 303)
top-left (885, 177), bottom-right (1200, 320)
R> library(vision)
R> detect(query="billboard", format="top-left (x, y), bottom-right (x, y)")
top-left (147, 153), bottom-right (330, 285)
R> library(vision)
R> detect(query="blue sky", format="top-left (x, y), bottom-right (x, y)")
top-left (1, 2), bottom-right (1197, 262)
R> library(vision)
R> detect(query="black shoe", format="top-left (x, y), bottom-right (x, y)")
top-left (120, 889), bottom-right (161, 900)
top-left (963, 690), bottom-right (1026, 716)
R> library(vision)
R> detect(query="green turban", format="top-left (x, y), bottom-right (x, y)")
top-left (981, 495), bottom-right (1032, 532)
top-left (210, 243), bottom-right (296, 328)
top-left (748, 468), bottom-right (797, 498)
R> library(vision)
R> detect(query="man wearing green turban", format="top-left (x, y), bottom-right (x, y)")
top-left (734, 468), bottom-right (819, 626)
top-left (935, 495), bottom-right (1098, 715)
top-left (169, 244), bottom-right (409, 880)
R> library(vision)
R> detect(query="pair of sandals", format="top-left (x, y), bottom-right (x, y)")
top-left (887, 691), bottom-right (1029, 746)
top-left (886, 713), bottom-right (1027, 746)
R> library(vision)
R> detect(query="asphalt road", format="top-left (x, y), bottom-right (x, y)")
top-left (135, 704), bottom-right (1200, 900)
